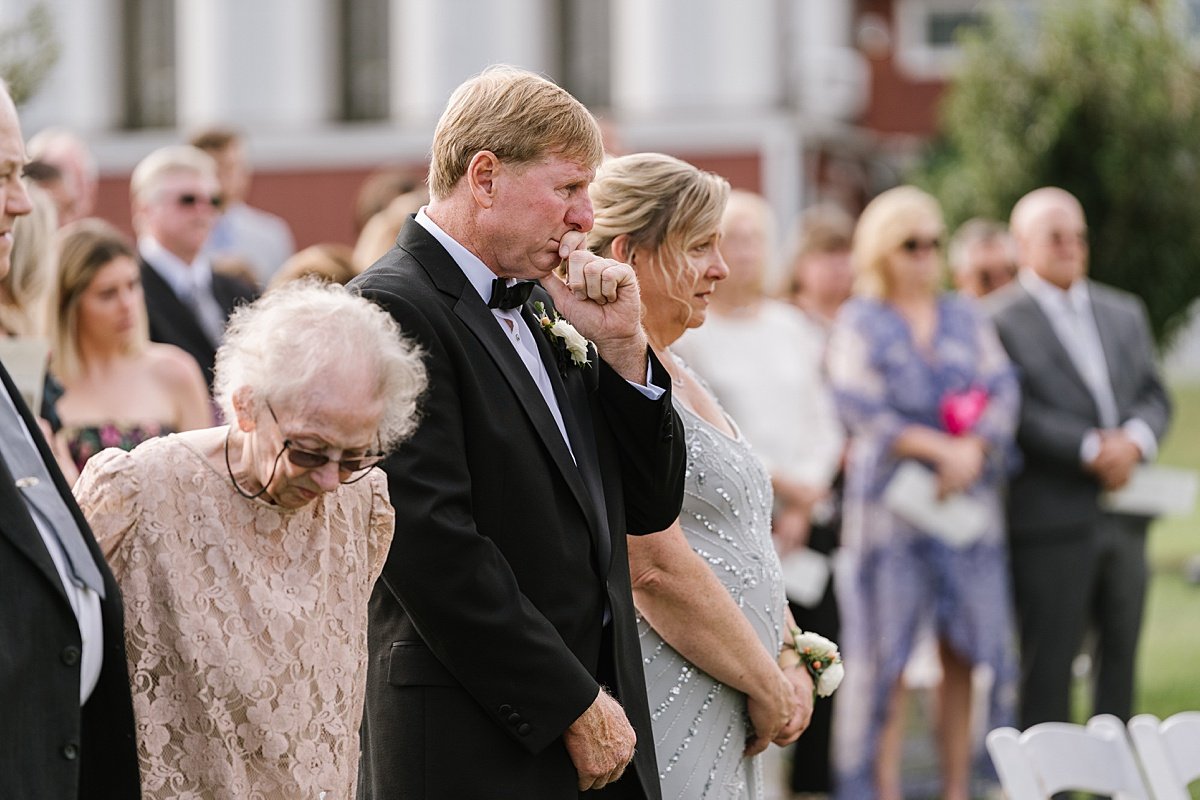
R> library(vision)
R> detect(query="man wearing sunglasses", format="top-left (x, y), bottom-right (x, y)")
top-left (985, 187), bottom-right (1171, 730)
top-left (132, 144), bottom-right (258, 390)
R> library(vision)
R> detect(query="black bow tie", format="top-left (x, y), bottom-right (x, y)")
top-left (488, 278), bottom-right (536, 310)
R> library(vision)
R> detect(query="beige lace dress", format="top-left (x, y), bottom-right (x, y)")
top-left (73, 432), bottom-right (394, 799)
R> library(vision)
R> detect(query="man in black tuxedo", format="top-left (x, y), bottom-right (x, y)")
top-left (350, 66), bottom-right (685, 799)
top-left (0, 79), bottom-right (140, 798)
top-left (131, 144), bottom-right (257, 389)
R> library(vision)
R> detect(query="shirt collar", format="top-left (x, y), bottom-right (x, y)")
top-left (138, 235), bottom-right (213, 297)
top-left (415, 207), bottom-right (513, 307)
top-left (1019, 267), bottom-right (1090, 314)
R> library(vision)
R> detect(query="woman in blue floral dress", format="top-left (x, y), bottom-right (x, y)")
top-left (826, 187), bottom-right (1019, 800)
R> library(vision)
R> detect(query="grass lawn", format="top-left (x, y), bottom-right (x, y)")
top-left (1135, 381), bottom-right (1200, 722)
top-left (1131, 381), bottom-right (1200, 798)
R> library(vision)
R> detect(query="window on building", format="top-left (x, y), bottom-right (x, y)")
top-left (122, 0), bottom-right (176, 128)
top-left (894, 0), bottom-right (1008, 79)
top-left (339, 0), bottom-right (390, 121)
top-left (555, 0), bottom-right (612, 111)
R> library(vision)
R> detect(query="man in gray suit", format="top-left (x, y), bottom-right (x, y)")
top-left (985, 187), bottom-right (1171, 727)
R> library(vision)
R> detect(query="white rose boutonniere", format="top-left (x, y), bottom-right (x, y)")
top-left (789, 626), bottom-right (845, 698)
top-left (533, 302), bottom-right (591, 369)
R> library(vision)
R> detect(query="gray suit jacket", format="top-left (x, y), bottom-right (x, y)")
top-left (985, 278), bottom-right (1171, 537)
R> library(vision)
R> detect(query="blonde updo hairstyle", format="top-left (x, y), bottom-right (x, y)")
top-left (586, 152), bottom-right (730, 328)
top-left (50, 219), bottom-right (146, 383)
top-left (851, 185), bottom-right (945, 299)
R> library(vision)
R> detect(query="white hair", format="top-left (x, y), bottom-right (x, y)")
top-left (27, 126), bottom-right (98, 183)
top-left (129, 144), bottom-right (217, 204)
top-left (213, 280), bottom-right (426, 450)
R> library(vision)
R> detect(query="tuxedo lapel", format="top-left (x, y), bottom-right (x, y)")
top-left (522, 303), bottom-right (613, 574)
top-left (1014, 287), bottom-right (1095, 401)
top-left (401, 221), bottom-right (600, 541)
top-left (1088, 285), bottom-right (1130, 405)
top-left (139, 260), bottom-right (213, 354)
top-left (0, 364), bottom-right (69, 601)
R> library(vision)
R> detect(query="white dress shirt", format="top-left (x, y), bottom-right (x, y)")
top-left (1019, 269), bottom-right (1157, 462)
top-left (139, 235), bottom-right (229, 346)
top-left (415, 209), bottom-right (663, 458)
top-left (415, 209), bottom-right (574, 456)
top-left (0, 387), bottom-right (103, 703)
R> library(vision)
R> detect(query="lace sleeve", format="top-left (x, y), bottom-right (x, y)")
top-left (365, 470), bottom-right (395, 583)
top-left (72, 447), bottom-right (142, 579)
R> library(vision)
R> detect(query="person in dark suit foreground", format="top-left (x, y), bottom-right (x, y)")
top-left (131, 144), bottom-right (257, 389)
top-left (985, 187), bottom-right (1172, 727)
top-left (0, 77), bottom-right (141, 799)
top-left (350, 65), bottom-right (686, 799)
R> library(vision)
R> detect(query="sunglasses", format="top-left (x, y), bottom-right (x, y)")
top-left (900, 236), bottom-right (942, 254)
top-left (267, 402), bottom-right (385, 483)
top-left (175, 193), bottom-right (224, 210)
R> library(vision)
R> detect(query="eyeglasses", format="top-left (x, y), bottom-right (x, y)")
top-left (900, 236), bottom-right (942, 254)
top-left (175, 193), bottom-right (224, 210)
top-left (266, 402), bottom-right (385, 483)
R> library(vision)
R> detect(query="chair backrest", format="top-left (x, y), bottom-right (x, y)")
top-left (1128, 711), bottom-right (1200, 800)
top-left (986, 714), bottom-right (1150, 800)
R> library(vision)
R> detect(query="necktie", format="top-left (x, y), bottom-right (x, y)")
top-left (0, 395), bottom-right (106, 596)
top-left (1062, 296), bottom-right (1119, 428)
top-left (488, 278), bottom-right (536, 310)
top-left (178, 282), bottom-right (228, 347)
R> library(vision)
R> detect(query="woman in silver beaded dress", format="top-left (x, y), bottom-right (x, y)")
top-left (585, 153), bottom-right (816, 799)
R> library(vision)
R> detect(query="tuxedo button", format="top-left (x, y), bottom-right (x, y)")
top-left (517, 723), bottom-right (532, 736)
top-left (61, 646), bottom-right (80, 666)
top-left (61, 742), bottom-right (78, 760)
top-left (507, 713), bottom-right (521, 725)
top-left (498, 704), bottom-right (513, 716)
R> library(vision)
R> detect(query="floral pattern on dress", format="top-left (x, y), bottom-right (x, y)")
top-left (825, 294), bottom-right (1021, 799)
top-left (63, 421), bottom-right (173, 472)
top-left (73, 434), bottom-right (394, 800)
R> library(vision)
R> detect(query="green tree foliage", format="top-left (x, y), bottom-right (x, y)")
top-left (0, 2), bottom-right (60, 106)
top-left (915, 0), bottom-right (1200, 345)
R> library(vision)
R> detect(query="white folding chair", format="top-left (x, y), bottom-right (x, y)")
top-left (985, 714), bottom-right (1150, 799)
top-left (1128, 712), bottom-right (1200, 800)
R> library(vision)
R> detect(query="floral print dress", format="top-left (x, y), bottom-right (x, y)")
top-left (63, 421), bottom-right (173, 473)
top-left (73, 433), bottom-right (394, 799)
top-left (825, 294), bottom-right (1020, 799)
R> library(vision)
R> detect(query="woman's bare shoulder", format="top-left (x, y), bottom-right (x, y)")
top-left (145, 343), bottom-right (206, 388)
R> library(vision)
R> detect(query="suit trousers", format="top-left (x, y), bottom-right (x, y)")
top-left (1009, 514), bottom-right (1148, 727)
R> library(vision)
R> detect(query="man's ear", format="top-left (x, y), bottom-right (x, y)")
top-left (611, 233), bottom-right (637, 265)
top-left (231, 386), bottom-right (257, 432)
top-left (466, 151), bottom-right (501, 209)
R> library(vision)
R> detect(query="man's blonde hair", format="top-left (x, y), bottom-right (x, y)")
top-left (130, 144), bottom-right (217, 205)
top-left (428, 65), bottom-right (604, 200)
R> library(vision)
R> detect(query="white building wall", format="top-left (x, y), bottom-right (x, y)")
top-left (177, 0), bottom-right (337, 131)
top-left (611, 0), bottom-right (780, 115)
top-left (4, 0), bottom-right (863, 221)
top-left (8, 0), bottom-right (124, 134)
top-left (393, 0), bottom-right (555, 126)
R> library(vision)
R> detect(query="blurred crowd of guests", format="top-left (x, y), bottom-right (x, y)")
top-left (0, 64), bottom-right (1173, 800)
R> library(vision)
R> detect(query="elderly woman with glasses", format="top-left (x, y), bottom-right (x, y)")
top-left (826, 186), bottom-right (1020, 800)
top-left (72, 280), bottom-right (426, 799)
